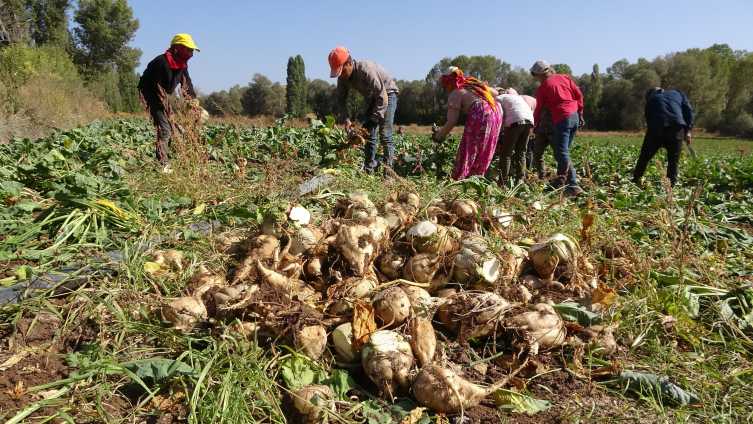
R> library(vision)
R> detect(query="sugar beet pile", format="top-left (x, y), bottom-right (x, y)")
top-left (156, 191), bottom-right (621, 421)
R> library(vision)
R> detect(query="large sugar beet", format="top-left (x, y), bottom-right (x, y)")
top-left (336, 225), bottom-right (375, 276)
top-left (438, 292), bottom-right (509, 340)
top-left (361, 330), bottom-right (414, 401)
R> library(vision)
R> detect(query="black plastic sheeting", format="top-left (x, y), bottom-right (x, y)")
top-left (298, 174), bottom-right (335, 196)
top-left (0, 220), bottom-right (222, 307)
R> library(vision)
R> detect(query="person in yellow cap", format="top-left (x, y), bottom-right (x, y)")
top-left (137, 34), bottom-right (200, 167)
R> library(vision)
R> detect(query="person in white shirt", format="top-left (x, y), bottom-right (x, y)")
top-left (492, 91), bottom-right (535, 186)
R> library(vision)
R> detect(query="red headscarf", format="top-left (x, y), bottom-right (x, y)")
top-left (165, 47), bottom-right (187, 69)
top-left (441, 70), bottom-right (496, 111)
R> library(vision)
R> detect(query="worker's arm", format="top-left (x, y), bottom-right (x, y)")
top-left (433, 107), bottom-right (460, 141)
top-left (182, 68), bottom-right (197, 99)
top-left (335, 79), bottom-right (350, 125)
top-left (681, 92), bottom-right (695, 136)
top-left (570, 77), bottom-right (583, 115)
top-left (532, 86), bottom-right (544, 132)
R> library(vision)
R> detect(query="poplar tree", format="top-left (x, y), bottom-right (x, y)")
top-left (584, 64), bottom-right (602, 126)
top-left (285, 55), bottom-right (307, 117)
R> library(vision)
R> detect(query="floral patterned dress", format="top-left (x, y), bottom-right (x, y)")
top-left (452, 100), bottom-right (503, 180)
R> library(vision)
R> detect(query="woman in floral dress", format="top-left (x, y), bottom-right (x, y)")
top-left (432, 67), bottom-right (503, 180)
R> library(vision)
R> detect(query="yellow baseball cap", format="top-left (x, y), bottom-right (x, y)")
top-left (170, 33), bottom-right (200, 51)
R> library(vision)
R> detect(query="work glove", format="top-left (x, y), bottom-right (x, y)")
top-left (431, 131), bottom-right (444, 143)
top-left (578, 115), bottom-right (586, 129)
top-left (363, 119), bottom-right (378, 133)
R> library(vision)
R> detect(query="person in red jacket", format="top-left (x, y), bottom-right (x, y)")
top-left (531, 60), bottom-right (584, 196)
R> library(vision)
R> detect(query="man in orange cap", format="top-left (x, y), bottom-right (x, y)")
top-left (329, 47), bottom-right (398, 175)
top-left (138, 34), bottom-right (200, 168)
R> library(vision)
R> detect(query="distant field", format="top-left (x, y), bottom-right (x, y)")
top-left (399, 124), bottom-right (753, 158)
top-left (578, 134), bottom-right (753, 158)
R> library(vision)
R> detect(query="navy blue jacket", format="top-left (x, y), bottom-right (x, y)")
top-left (645, 90), bottom-right (695, 135)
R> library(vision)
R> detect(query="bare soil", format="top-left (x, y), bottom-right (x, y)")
top-left (0, 313), bottom-right (82, 420)
top-left (0, 312), bottom-right (187, 423)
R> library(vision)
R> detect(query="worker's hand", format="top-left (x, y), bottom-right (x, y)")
top-left (529, 131), bottom-right (536, 140)
top-left (685, 133), bottom-right (692, 144)
top-left (431, 131), bottom-right (444, 143)
top-left (345, 119), bottom-right (354, 132)
top-left (578, 115), bottom-right (586, 129)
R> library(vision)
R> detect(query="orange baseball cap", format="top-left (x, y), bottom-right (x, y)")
top-left (328, 47), bottom-right (350, 78)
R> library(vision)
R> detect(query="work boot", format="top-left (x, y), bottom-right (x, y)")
top-left (563, 186), bottom-right (583, 197)
top-left (544, 178), bottom-right (564, 193)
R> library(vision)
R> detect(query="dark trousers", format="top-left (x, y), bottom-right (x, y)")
top-left (150, 106), bottom-right (172, 165)
top-left (532, 132), bottom-right (554, 179)
top-left (496, 123), bottom-right (533, 185)
top-left (633, 125), bottom-right (684, 187)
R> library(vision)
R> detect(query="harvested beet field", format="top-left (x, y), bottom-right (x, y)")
top-left (1, 118), bottom-right (751, 423)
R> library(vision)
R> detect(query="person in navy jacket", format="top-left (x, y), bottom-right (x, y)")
top-left (633, 88), bottom-right (695, 187)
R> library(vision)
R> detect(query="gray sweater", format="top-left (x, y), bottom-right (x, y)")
top-left (335, 60), bottom-right (398, 124)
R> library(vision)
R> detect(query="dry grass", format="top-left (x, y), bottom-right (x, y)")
top-left (0, 71), bottom-right (107, 142)
top-left (139, 86), bottom-right (258, 202)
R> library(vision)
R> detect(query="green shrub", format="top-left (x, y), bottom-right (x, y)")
top-left (0, 43), bottom-right (106, 141)
top-left (0, 43), bottom-right (80, 113)
top-left (729, 112), bottom-right (753, 138)
top-left (86, 68), bottom-right (123, 113)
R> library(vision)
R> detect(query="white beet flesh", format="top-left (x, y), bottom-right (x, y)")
top-left (454, 238), bottom-right (500, 285)
top-left (332, 322), bottom-right (360, 362)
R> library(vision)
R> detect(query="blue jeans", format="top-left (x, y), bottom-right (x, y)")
top-left (363, 92), bottom-right (397, 174)
top-left (553, 111), bottom-right (579, 187)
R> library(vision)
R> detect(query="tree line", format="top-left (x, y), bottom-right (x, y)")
top-left (1, 0), bottom-right (142, 114)
top-left (2, 3), bottom-right (751, 138)
top-left (202, 45), bottom-right (753, 137)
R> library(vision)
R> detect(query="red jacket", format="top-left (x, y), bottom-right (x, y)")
top-left (533, 74), bottom-right (583, 128)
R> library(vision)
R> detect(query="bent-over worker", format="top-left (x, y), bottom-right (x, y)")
top-left (493, 90), bottom-right (534, 187)
top-left (138, 33), bottom-right (200, 167)
top-left (531, 60), bottom-right (584, 196)
top-left (633, 87), bottom-right (695, 187)
top-left (432, 67), bottom-right (502, 180)
top-left (329, 47), bottom-right (398, 175)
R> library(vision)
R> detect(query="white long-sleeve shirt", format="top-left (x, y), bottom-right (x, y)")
top-left (496, 94), bottom-right (534, 128)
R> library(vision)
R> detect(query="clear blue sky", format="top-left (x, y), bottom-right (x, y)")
top-left (128, 0), bottom-right (753, 94)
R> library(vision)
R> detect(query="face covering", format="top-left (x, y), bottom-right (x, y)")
top-left (165, 46), bottom-right (189, 69)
